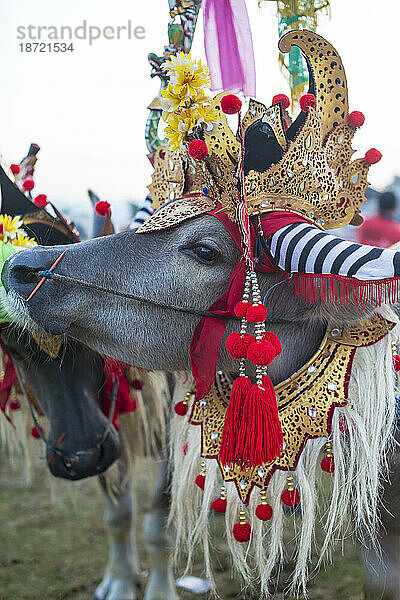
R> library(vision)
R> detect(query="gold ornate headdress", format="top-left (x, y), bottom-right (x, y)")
top-left (140, 30), bottom-right (379, 234)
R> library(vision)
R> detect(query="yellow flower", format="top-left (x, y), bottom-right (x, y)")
top-left (12, 232), bottom-right (37, 248)
top-left (162, 53), bottom-right (211, 103)
top-left (0, 214), bottom-right (24, 241)
top-left (163, 52), bottom-right (196, 79)
top-left (160, 86), bottom-right (187, 113)
top-left (164, 109), bottom-right (198, 151)
top-left (196, 104), bottom-right (220, 133)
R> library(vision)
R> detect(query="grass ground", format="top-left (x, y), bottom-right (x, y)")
top-left (0, 454), bottom-right (364, 600)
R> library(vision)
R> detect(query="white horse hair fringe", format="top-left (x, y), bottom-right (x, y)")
top-left (169, 306), bottom-right (399, 598)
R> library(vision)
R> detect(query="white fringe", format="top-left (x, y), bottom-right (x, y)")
top-left (169, 307), bottom-right (399, 597)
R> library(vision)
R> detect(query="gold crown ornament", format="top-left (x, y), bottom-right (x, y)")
top-left (139, 30), bottom-right (380, 234)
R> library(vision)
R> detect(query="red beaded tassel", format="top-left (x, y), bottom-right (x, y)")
top-left (255, 489), bottom-right (273, 521)
top-left (211, 485), bottom-right (227, 513)
top-left (221, 270), bottom-right (283, 467)
top-left (195, 461), bottom-right (206, 490)
top-left (281, 476), bottom-right (301, 507)
top-left (233, 509), bottom-right (251, 543)
top-left (174, 390), bottom-right (192, 416)
top-left (219, 97), bottom-right (283, 469)
top-left (321, 441), bottom-right (335, 473)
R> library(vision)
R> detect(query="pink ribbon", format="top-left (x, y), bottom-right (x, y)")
top-left (203, 0), bottom-right (256, 97)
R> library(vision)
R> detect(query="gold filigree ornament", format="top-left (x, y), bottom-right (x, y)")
top-left (138, 30), bottom-right (374, 235)
top-left (190, 314), bottom-right (394, 503)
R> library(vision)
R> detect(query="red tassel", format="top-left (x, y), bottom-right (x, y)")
top-left (219, 376), bottom-right (252, 465)
top-left (31, 426), bottom-right (43, 439)
top-left (255, 503), bottom-right (273, 521)
top-left (233, 522), bottom-right (251, 542)
top-left (393, 355), bottom-right (400, 372)
top-left (234, 376), bottom-right (282, 467)
top-left (281, 488), bottom-right (300, 506)
top-left (321, 456), bottom-right (335, 473)
top-left (195, 474), bottom-right (205, 490)
top-left (174, 401), bottom-right (188, 416)
top-left (211, 497), bottom-right (227, 513)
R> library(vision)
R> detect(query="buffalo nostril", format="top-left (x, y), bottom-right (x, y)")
top-left (11, 265), bottom-right (40, 286)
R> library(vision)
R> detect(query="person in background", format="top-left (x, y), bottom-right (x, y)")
top-left (357, 191), bottom-right (400, 247)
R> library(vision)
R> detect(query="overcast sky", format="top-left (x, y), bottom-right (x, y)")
top-left (0, 0), bottom-right (398, 212)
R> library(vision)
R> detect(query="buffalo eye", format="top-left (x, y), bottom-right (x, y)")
top-left (183, 244), bottom-right (219, 265)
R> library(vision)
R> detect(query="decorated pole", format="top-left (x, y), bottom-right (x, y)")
top-left (145, 0), bottom-right (202, 160)
top-left (262, 0), bottom-right (331, 106)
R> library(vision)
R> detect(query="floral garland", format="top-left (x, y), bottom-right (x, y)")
top-left (160, 52), bottom-right (220, 151)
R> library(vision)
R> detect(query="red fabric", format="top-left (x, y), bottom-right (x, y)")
top-left (356, 215), bottom-right (400, 248)
top-left (189, 259), bottom-right (246, 400)
top-left (0, 355), bottom-right (18, 424)
top-left (102, 370), bottom-right (135, 430)
top-left (189, 210), bottom-right (309, 400)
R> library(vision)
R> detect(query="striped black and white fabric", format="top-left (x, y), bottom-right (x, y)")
top-left (264, 222), bottom-right (400, 280)
top-left (129, 195), bottom-right (154, 230)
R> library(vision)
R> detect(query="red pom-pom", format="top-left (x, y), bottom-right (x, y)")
top-left (188, 139), bottom-right (208, 160)
top-left (10, 164), bottom-right (20, 175)
top-left (247, 340), bottom-right (276, 366)
top-left (33, 194), bottom-right (48, 208)
top-left (321, 455), bottom-right (335, 473)
top-left (182, 441), bottom-right (189, 455)
top-left (233, 522), bottom-right (251, 542)
top-left (263, 332), bottom-right (282, 356)
top-left (195, 474), bottom-right (205, 490)
top-left (226, 332), bottom-right (255, 359)
top-left (30, 426), bottom-right (42, 439)
top-left (131, 379), bottom-right (143, 390)
top-left (22, 178), bottom-right (35, 191)
top-left (393, 355), bottom-right (400, 372)
top-left (300, 94), bottom-right (316, 112)
top-left (348, 111), bottom-right (365, 128)
top-left (364, 148), bottom-right (382, 165)
top-left (211, 497), bottom-right (227, 513)
top-left (281, 488), bottom-right (300, 507)
top-left (272, 94), bottom-right (290, 110)
top-left (95, 201), bottom-right (111, 217)
top-left (221, 94), bottom-right (242, 114)
top-left (9, 401), bottom-right (21, 411)
top-left (234, 301), bottom-right (251, 318)
top-left (174, 401), bottom-right (188, 416)
top-left (255, 503), bottom-right (273, 521)
top-left (246, 304), bottom-right (267, 323)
